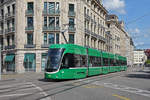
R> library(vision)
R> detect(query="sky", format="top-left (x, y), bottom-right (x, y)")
top-left (103, 0), bottom-right (150, 49)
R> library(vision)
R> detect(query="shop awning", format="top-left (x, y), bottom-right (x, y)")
top-left (5, 54), bottom-right (15, 62)
top-left (24, 54), bottom-right (35, 62)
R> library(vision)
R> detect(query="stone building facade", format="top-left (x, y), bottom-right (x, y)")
top-left (0, 0), bottom-right (108, 73)
top-left (106, 15), bottom-right (121, 55)
top-left (106, 15), bottom-right (135, 66)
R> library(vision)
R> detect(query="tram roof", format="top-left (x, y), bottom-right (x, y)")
top-left (50, 44), bottom-right (87, 55)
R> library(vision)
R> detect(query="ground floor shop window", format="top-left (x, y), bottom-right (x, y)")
top-left (5, 54), bottom-right (15, 72)
top-left (24, 53), bottom-right (36, 71)
top-left (41, 53), bottom-right (48, 71)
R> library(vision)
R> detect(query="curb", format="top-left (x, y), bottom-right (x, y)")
top-left (0, 79), bottom-right (16, 82)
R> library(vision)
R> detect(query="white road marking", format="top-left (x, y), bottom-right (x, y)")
top-left (92, 82), bottom-right (150, 98)
top-left (0, 82), bottom-right (50, 99)
top-left (0, 93), bottom-right (32, 98)
top-left (0, 82), bottom-right (32, 89)
top-left (31, 83), bottom-right (52, 100)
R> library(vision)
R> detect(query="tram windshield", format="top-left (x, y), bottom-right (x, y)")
top-left (45, 48), bottom-right (64, 72)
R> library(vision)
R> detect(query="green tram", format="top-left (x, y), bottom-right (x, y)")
top-left (45, 44), bottom-right (127, 79)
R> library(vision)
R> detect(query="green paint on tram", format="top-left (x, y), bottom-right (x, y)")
top-left (45, 44), bottom-right (127, 80)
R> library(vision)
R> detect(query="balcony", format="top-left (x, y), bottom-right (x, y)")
top-left (5, 45), bottom-right (15, 50)
top-left (0, 16), bottom-right (4, 21)
top-left (91, 32), bottom-right (97, 38)
top-left (85, 28), bottom-right (91, 35)
top-left (85, 14), bottom-right (90, 21)
top-left (68, 11), bottom-right (75, 17)
top-left (94, 21), bottom-right (97, 26)
top-left (43, 26), bottom-right (60, 32)
top-left (91, 19), bottom-right (94, 24)
top-left (42, 10), bottom-right (60, 16)
top-left (0, 30), bottom-right (3, 35)
top-left (68, 27), bottom-right (76, 32)
top-left (25, 26), bottom-right (34, 32)
top-left (24, 44), bottom-right (36, 48)
top-left (5, 12), bottom-right (15, 19)
top-left (41, 44), bottom-right (49, 48)
top-left (25, 10), bottom-right (34, 16)
top-left (5, 27), bottom-right (15, 34)
top-left (98, 23), bottom-right (105, 29)
top-left (97, 35), bottom-right (107, 42)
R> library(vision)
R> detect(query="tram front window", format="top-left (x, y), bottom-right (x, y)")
top-left (45, 48), bottom-right (64, 72)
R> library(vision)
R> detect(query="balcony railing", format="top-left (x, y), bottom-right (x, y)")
top-left (91, 19), bottom-right (94, 24)
top-left (25, 10), bottom-right (34, 16)
top-left (85, 14), bottom-right (90, 21)
top-left (94, 21), bottom-right (97, 26)
top-left (5, 45), bottom-right (15, 50)
top-left (43, 10), bottom-right (60, 16)
top-left (41, 44), bottom-right (49, 48)
top-left (5, 27), bottom-right (15, 34)
top-left (43, 26), bottom-right (60, 31)
top-left (24, 44), bottom-right (36, 48)
top-left (97, 35), bottom-right (107, 42)
top-left (85, 28), bottom-right (91, 35)
top-left (68, 27), bottom-right (76, 32)
top-left (5, 12), bottom-right (15, 19)
top-left (0, 16), bottom-right (4, 21)
top-left (98, 23), bottom-right (105, 29)
top-left (0, 30), bottom-right (3, 35)
top-left (68, 11), bottom-right (75, 17)
top-left (25, 26), bottom-right (34, 31)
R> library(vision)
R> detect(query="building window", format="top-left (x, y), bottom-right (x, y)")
top-left (48, 33), bottom-right (55, 44)
top-left (56, 33), bottom-right (59, 44)
top-left (56, 17), bottom-right (59, 28)
top-left (7, 20), bottom-right (10, 29)
top-left (69, 18), bottom-right (74, 28)
top-left (41, 53), bottom-right (47, 71)
top-left (44, 2), bottom-right (47, 11)
top-left (48, 2), bottom-right (55, 14)
top-left (27, 17), bottom-right (33, 28)
top-left (12, 35), bottom-right (15, 45)
top-left (49, 17), bottom-right (55, 29)
top-left (84, 7), bottom-right (86, 15)
top-left (24, 53), bottom-right (36, 71)
top-left (27, 2), bottom-right (34, 11)
top-left (56, 2), bottom-right (59, 13)
top-left (44, 17), bottom-right (47, 27)
top-left (1, 9), bottom-right (4, 18)
top-left (44, 33), bottom-right (47, 44)
top-left (69, 34), bottom-right (74, 44)
top-left (7, 36), bottom-right (10, 46)
top-left (7, 6), bottom-right (10, 14)
top-left (12, 4), bottom-right (15, 14)
top-left (27, 33), bottom-right (33, 45)
top-left (69, 4), bottom-right (74, 12)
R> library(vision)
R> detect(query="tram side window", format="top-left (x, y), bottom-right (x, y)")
top-left (103, 58), bottom-right (109, 66)
top-left (113, 59), bottom-right (117, 66)
top-left (116, 60), bottom-right (121, 66)
top-left (89, 56), bottom-right (101, 67)
top-left (123, 61), bottom-right (127, 66)
top-left (121, 60), bottom-right (124, 66)
top-left (81, 55), bottom-right (87, 67)
top-left (97, 57), bottom-right (102, 67)
top-left (61, 53), bottom-right (87, 68)
top-left (110, 59), bottom-right (114, 66)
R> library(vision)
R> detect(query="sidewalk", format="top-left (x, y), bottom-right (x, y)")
top-left (126, 67), bottom-right (150, 79)
top-left (1, 72), bottom-right (44, 81)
